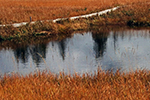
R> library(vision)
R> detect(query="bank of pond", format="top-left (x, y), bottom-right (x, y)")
top-left (0, 27), bottom-right (150, 76)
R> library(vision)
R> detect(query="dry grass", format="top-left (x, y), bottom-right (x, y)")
top-left (95, 2), bottom-right (150, 26)
top-left (0, 1), bottom-right (150, 99)
top-left (0, 69), bottom-right (150, 99)
top-left (0, 0), bottom-right (149, 24)
top-left (0, 0), bottom-right (149, 41)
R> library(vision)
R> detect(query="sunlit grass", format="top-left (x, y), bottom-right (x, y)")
top-left (0, 1), bottom-right (150, 99)
top-left (0, 0), bottom-right (149, 24)
top-left (0, 69), bottom-right (150, 99)
top-left (0, 0), bottom-right (149, 42)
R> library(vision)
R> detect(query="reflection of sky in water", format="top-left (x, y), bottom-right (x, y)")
top-left (0, 29), bottom-right (150, 76)
top-left (46, 32), bottom-right (97, 74)
top-left (104, 30), bottom-right (150, 72)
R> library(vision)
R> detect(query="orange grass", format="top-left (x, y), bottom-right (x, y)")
top-left (0, 2), bottom-right (149, 43)
top-left (0, 0), bottom-right (149, 24)
top-left (0, 69), bottom-right (150, 99)
top-left (92, 2), bottom-right (150, 26)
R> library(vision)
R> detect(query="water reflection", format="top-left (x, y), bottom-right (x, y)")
top-left (57, 40), bottom-right (66, 60)
top-left (14, 45), bottom-right (29, 63)
top-left (29, 44), bottom-right (47, 67)
top-left (14, 43), bottom-right (47, 67)
top-left (0, 28), bottom-right (150, 76)
top-left (92, 33), bottom-right (108, 58)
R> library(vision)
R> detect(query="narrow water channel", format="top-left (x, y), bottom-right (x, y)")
top-left (0, 28), bottom-right (150, 76)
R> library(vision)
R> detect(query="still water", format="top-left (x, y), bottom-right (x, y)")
top-left (0, 28), bottom-right (150, 76)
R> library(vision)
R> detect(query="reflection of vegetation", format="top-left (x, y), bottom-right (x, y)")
top-left (29, 44), bottom-right (47, 67)
top-left (14, 46), bottom-right (29, 63)
top-left (92, 31), bottom-right (109, 58)
top-left (14, 43), bottom-right (47, 67)
top-left (57, 39), bottom-right (67, 60)
top-left (113, 32), bottom-right (118, 51)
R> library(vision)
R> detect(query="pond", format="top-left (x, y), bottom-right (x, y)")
top-left (0, 28), bottom-right (150, 76)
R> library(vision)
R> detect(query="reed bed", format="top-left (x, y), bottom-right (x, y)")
top-left (0, 69), bottom-right (150, 99)
top-left (0, 0), bottom-right (149, 24)
top-left (0, 1), bottom-right (149, 41)
top-left (0, 1), bottom-right (150, 99)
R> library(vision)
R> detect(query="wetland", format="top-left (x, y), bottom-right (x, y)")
top-left (0, 0), bottom-right (150, 99)
top-left (1, 27), bottom-right (150, 76)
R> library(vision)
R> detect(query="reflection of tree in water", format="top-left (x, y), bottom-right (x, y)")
top-left (113, 31), bottom-right (125, 51)
top-left (14, 43), bottom-right (47, 67)
top-left (92, 32), bottom-right (108, 58)
top-left (57, 39), bottom-right (66, 60)
top-left (29, 44), bottom-right (47, 67)
top-left (14, 46), bottom-right (29, 63)
top-left (113, 32), bottom-right (118, 51)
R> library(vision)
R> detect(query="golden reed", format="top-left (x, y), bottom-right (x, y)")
top-left (0, 0), bottom-right (149, 24)
top-left (0, 69), bottom-right (150, 99)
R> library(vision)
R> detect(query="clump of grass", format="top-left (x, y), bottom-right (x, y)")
top-left (127, 19), bottom-right (150, 27)
top-left (0, 69), bottom-right (150, 99)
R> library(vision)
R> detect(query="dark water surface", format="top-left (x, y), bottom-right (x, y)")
top-left (0, 28), bottom-right (150, 76)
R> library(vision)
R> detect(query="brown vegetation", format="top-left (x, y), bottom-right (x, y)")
top-left (0, 0), bottom-right (149, 41)
top-left (95, 2), bottom-right (150, 26)
top-left (0, 69), bottom-right (150, 99)
top-left (0, 1), bottom-right (150, 99)
top-left (0, 0), bottom-right (149, 24)
top-left (0, 2), bottom-right (150, 46)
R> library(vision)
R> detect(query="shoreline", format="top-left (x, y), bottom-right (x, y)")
top-left (0, 2), bottom-right (149, 42)
top-left (0, 6), bottom-right (120, 27)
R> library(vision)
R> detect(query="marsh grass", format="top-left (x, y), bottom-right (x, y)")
top-left (0, 69), bottom-right (150, 99)
top-left (0, 1), bottom-right (150, 99)
top-left (0, 1), bottom-right (149, 42)
top-left (0, 0), bottom-right (148, 24)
